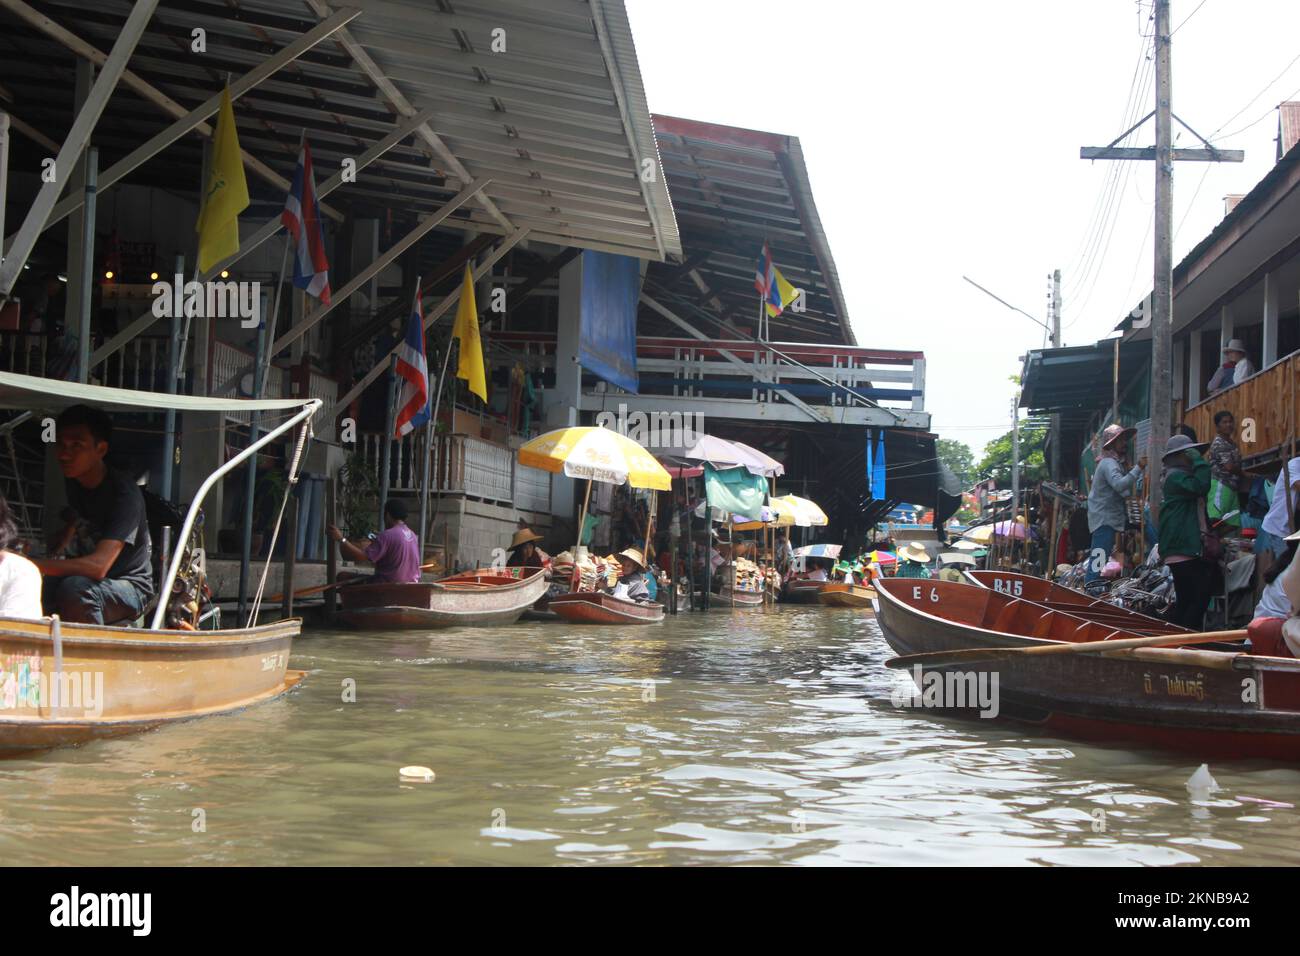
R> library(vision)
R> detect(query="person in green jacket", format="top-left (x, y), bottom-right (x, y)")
top-left (1157, 433), bottom-right (1213, 629)
top-left (895, 542), bottom-right (932, 579)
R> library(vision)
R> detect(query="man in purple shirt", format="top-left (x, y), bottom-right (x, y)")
top-left (327, 499), bottom-right (421, 583)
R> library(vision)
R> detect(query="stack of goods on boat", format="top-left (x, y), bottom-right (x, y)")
top-left (732, 557), bottom-right (764, 593)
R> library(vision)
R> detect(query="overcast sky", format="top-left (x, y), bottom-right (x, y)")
top-left (625, 0), bottom-right (1300, 461)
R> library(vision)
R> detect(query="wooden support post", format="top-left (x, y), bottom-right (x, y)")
top-left (324, 476), bottom-right (338, 623)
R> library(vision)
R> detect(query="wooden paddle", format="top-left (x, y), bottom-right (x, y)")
top-left (266, 560), bottom-right (444, 602)
top-left (885, 627), bottom-right (1249, 670)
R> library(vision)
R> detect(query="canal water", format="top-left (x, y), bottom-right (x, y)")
top-left (3, 605), bottom-right (1300, 866)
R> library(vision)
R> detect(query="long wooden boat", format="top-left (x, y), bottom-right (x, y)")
top-left (0, 615), bottom-right (302, 755)
top-left (817, 583), bottom-right (877, 610)
top-left (963, 569), bottom-right (1186, 636)
top-left (548, 591), bottom-right (665, 624)
top-left (782, 579), bottom-right (827, 604)
top-left (874, 577), bottom-right (1300, 761)
top-left (716, 586), bottom-right (765, 608)
top-left (336, 567), bottom-right (548, 629)
top-left (0, 371), bottom-right (324, 756)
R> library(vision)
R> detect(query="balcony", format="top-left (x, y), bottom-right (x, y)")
top-left (1183, 350), bottom-right (1299, 465)
top-left (357, 431), bottom-right (553, 514)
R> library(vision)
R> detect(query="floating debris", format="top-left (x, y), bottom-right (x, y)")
top-left (399, 766), bottom-right (436, 783)
top-left (1186, 764), bottom-right (1219, 796)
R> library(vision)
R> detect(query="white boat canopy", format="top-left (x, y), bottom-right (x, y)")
top-left (0, 371), bottom-right (317, 414)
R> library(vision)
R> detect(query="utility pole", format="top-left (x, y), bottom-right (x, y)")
top-left (1011, 391), bottom-right (1020, 523)
top-left (1151, 0), bottom-right (1173, 516)
top-left (1051, 269), bottom-right (1061, 348)
top-left (1080, 0), bottom-right (1242, 515)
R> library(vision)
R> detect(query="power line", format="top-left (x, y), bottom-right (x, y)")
top-left (1170, 0), bottom-right (1209, 35)
top-left (1209, 50), bottom-right (1300, 140)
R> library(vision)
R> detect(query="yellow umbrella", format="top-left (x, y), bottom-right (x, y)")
top-left (732, 494), bottom-right (827, 531)
top-left (518, 426), bottom-right (671, 579)
top-left (518, 425), bottom-right (670, 490)
top-left (963, 523), bottom-right (995, 545)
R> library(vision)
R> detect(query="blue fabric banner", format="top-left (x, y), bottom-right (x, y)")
top-left (578, 250), bottom-right (640, 394)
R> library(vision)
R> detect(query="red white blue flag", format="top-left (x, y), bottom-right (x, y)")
top-left (754, 242), bottom-right (774, 297)
top-left (394, 286), bottom-right (430, 437)
top-left (281, 141), bottom-right (331, 304)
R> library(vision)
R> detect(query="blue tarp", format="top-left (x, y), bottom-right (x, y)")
top-left (579, 250), bottom-right (639, 394)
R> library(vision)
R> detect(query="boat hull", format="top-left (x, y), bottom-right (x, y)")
top-left (716, 586), bottom-right (765, 607)
top-left (963, 569), bottom-right (1185, 635)
top-left (875, 578), bottom-right (1300, 761)
top-left (336, 568), bottom-right (548, 630)
top-left (0, 616), bottom-right (302, 756)
top-left (782, 580), bottom-right (826, 604)
top-left (548, 592), bottom-right (665, 624)
top-left (817, 583), bottom-right (877, 610)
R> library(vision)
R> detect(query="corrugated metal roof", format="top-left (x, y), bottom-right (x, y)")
top-left (1, 0), bottom-right (680, 261)
top-left (646, 115), bottom-right (855, 346)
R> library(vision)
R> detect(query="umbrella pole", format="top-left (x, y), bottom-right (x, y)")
top-left (573, 478), bottom-right (592, 591)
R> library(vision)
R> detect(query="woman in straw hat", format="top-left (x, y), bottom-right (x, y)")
top-left (611, 547), bottom-right (652, 602)
top-left (1157, 433), bottom-right (1212, 629)
top-left (1086, 423), bottom-right (1146, 583)
top-left (895, 541), bottom-right (931, 579)
top-left (506, 528), bottom-right (547, 569)
top-left (1207, 338), bottom-right (1255, 395)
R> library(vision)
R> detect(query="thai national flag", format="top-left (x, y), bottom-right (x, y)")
top-left (281, 141), bottom-right (331, 304)
top-left (754, 242), bottom-right (774, 297)
top-left (394, 287), bottom-right (430, 437)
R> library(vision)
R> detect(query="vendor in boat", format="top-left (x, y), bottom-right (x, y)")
top-left (506, 528), bottom-right (548, 570)
top-left (895, 542), bottom-right (932, 579)
top-left (610, 548), bottom-right (652, 602)
top-left (30, 405), bottom-right (154, 625)
top-left (1250, 531), bottom-right (1300, 656)
top-left (1086, 423), bottom-right (1146, 583)
top-left (1157, 433), bottom-right (1213, 630)
top-left (0, 493), bottom-right (41, 618)
top-left (327, 499), bottom-right (420, 584)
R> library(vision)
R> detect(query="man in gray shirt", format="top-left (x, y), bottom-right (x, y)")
top-left (1086, 424), bottom-right (1146, 583)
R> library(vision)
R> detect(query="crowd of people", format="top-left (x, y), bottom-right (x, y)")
top-left (1075, 393), bottom-right (1300, 641)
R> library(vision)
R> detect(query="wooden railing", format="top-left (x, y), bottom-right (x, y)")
top-left (1184, 350), bottom-right (1299, 461)
top-left (357, 432), bottom-right (552, 512)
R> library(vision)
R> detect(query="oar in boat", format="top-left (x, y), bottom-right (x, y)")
top-left (266, 560), bottom-right (445, 602)
top-left (884, 628), bottom-right (1249, 670)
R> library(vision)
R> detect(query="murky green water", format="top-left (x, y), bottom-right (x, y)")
top-left (2, 605), bottom-right (1299, 865)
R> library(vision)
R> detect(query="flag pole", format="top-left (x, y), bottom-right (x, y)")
top-left (412, 276), bottom-right (437, 569)
top-left (423, 304), bottom-right (457, 559)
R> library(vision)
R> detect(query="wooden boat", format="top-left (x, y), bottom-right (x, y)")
top-left (716, 586), bottom-right (765, 607)
top-left (548, 591), bottom-right (665, 624)
top-left (782, 579), bottom-right (827, 604)
top-left (963, 569), bottom-right (1186, 636)
top-left (0, 616), bottom-right (302, 755)
top-left (336, 567), bottom-right (548, 629)
top-left (874, 577), bottom-right (1300, 761)
top-left (0, 371), bottom-right (323, 755)
top-left (817, 583), bottom-right (877, 610)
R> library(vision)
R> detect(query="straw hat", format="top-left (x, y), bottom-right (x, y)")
top-left (1100, 423), bottom-right (1137, 450)
top-left (508, 528), bottom-right (544, 550)
top-left (1223, 338), bottom-right (1247, 355)
top-left (898, 542), bottom-right (930, 563)
top-left (1161, 433), bottom-right (1209, 460)
top-left (617, 547), bottom-right (646, 571)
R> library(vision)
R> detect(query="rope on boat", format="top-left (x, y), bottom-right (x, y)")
top-left (246, 418), bottom-right (313, 628)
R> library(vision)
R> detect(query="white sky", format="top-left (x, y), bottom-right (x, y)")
top-left (625, 0), bottom-right (1300, 459)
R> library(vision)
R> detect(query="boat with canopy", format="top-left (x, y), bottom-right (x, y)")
top-left (0, 371), bottom-right (318, 754)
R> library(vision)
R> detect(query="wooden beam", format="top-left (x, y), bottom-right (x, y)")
top-left (1080, 146), bottom-right (1244, 162)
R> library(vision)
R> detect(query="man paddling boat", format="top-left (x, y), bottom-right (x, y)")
top-left (327, 499), bottom-right (420, 584)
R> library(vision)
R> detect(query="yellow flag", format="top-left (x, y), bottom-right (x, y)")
top-left (765, 266), bottom-right (799, 317)
top-left (452, 264), bottom-right (487, 401)
top-left (196, 85), bottom-right (250, 273)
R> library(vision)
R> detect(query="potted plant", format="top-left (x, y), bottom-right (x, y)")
top-left (338, 451), bottom-right (380, 540)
